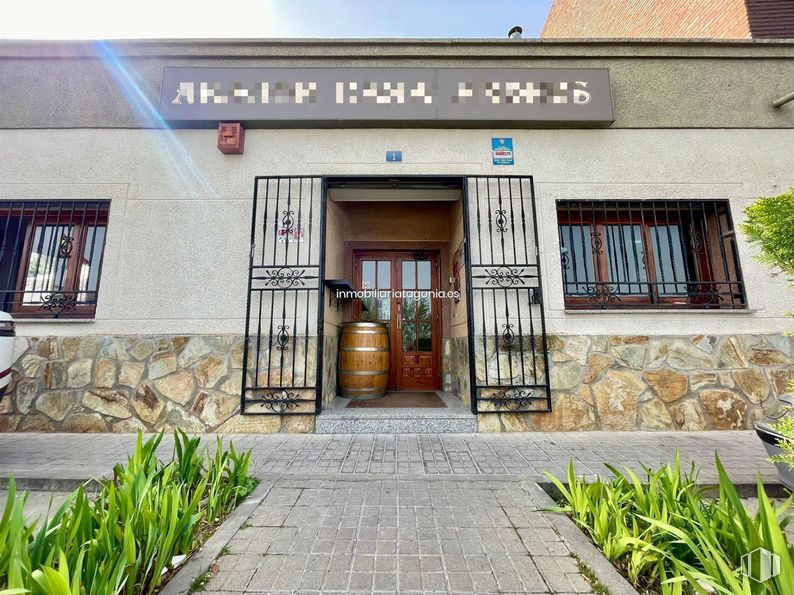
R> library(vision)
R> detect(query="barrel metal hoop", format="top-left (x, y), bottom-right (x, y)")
top-left (341, 387), bottom-right (387, 393)
top-left (338, 370), bottom-right (389, 376)
top-left (342, 330), bottom-right (388, 334)
top-left (339, 347), bottom-right (390, 352)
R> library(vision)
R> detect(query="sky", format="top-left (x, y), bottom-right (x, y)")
top-left (0, 0), bottom-right (554, 40)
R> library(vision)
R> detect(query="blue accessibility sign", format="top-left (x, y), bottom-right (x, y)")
top-left (491, 138), bottom-right (514, 166)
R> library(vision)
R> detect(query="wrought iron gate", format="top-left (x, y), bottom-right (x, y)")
top-left (242, 176), bottom-right (325, 415)
top-left (463, 176), bottom-right (552, 414)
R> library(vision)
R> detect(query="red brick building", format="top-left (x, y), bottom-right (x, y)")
top-left (542, 0), bottom-right (794, 39)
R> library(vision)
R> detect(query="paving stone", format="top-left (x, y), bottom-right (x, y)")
top-left (0, 432), bottom-right (769, 594)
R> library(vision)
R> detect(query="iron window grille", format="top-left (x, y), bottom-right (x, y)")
top-left (0, 200), bottom-right (109, 318)
top-left (557, 200), bottom-right (746, 309)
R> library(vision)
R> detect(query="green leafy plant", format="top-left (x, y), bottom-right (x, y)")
top-left (742, 189), bottom-right (794, 466)
top-left (769, 417), bottom-right (794, 471)
top-left (546, 454), bottom-right (794, 594)
top-left (0, 431), bottom-right (256, 595)
top-left (741, 188), bottom-right (794, 282)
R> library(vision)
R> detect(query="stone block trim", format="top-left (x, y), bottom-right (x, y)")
top-left (0, 335), bottom-right (313, 434)
top-left (1, 333), bottom-right (790, 434)
top-left (478, 334), bottom-right (793, 433)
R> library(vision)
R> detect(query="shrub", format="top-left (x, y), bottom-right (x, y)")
top-left (0, 431), bottom-right (256, 595)
top-left (742, 189), bottom-right (794, 468)
top-left (546, 454), bottom-right (794, 594)
top-left (741, 188), bottom-right (794, 282)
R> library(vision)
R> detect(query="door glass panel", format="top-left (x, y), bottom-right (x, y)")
top-left (605, 224), bottom-right (647, 295)
top-left (402, 323), bottom-right (417, 352)
top-left (377, 298), bottom-right (390, 320)
top-left (417, 296), bottom-right (431, 321)
top-left (362, 260), bottom-right (376, 289)
top-left (418, 322), bottom-right (432, 351)
top-left (417, 260), bottom-right (431, 289)
top-left (402, 261), bottom-right (415, 289)
top-left (401, 258), bottom-right (433, 353)
top-left (651, 225), bottom-right (688, 295)
top-left (360, 259), bottom-right (390, 321)
top-left (402, 298), bottom-right (416, 320)
top-left (377, 260), bottom-right (391, 288)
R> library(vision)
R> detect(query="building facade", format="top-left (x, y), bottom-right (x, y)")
top-left (0, 38), bottom-right (792, 434)
top-left (542, 0), bottom-right (794, 39)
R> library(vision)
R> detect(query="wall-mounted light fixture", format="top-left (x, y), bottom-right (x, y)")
top-left (217, 122), bottom-right (245, 154)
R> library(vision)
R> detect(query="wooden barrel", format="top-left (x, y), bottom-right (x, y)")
top-left (338, 322), bottom-right (390, 399)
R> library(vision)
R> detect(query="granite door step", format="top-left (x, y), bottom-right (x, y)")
top-left (345, 391), bottom-right (448, 408)
top-left (315, 408), bottom-right (478, 434)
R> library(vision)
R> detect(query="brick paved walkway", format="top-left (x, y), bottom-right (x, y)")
top-left (200, 477), bottom-right (594, 594)
top-left (0, 430), bottom-right (777, 594)
top-left (0, 430), bottom-right (774, 485)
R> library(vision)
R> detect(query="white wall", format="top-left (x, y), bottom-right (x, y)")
top-left (0, 127), bottom-right (791, 337)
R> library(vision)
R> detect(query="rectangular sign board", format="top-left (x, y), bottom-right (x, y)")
top-left (159, 67), bottom-right (613, 125)
top-left (492, 138), bottom-right (514, 165)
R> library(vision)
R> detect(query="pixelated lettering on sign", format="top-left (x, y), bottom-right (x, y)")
top-left (172, 80), bottom-right (592, 106)
top-left (160, 68), bottom-right (613, 123)
top-left (173, 82), bottom-right (319, 105)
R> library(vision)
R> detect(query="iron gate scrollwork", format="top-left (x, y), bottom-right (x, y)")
top-left (242, 176), bottom-right (325, 415)
top-left (463, 176), bottom-right (552, 414)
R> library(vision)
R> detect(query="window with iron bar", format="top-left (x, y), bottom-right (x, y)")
top-left (0, 201), bottom-right (109, 318)
top-left (556, 200), bottom-right (746, 309)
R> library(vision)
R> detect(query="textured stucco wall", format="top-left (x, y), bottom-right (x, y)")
top-left (0, 39), bottom-right (793, 129)
top-left (0, 127), bottom-right (791, 339)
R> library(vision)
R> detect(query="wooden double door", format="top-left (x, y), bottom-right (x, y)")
top-left (353, 250), bottom-right (441, 391)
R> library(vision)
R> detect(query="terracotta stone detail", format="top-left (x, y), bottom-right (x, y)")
top-left (19, 415), bottom-right (55, 432)
top-left (670, 400), bottom-right (706, 431)
top-left (193, 355), bottom-right (228, 388)
top-left (148, 352), bottom-right (177, 380)
top-left (95, 359), bottom-right (117, 389)
top-left (83, 389), bottom-right (131, 419)
top-left (36, 391), bottom-right (75, 422)
top-left (733, 369), bottom-right (769, 403)
top-left (770, 370), bottom-right (793, 396)
top-left (638, 400), bottom-right (675, 430)
top-left (583, 353), bottom-right (615, 384)
top-left (132, 385), bottom-right (164, 424)
top-left (592, 369), bottom-right (644, 430)
top-left (154, 371), bottom-right (195, 405)
top-left (531, 391), bottom-right (596, 431)
top-left (749, 348), bottom-right (788, 366)
top-left (43, 361), bottom-right (66, 389)
top-left (21, 355), bottom-right (41, 378)
top-left (0, 416), bottom-right (21, 432)
top-left (119, 362), bottom-right (145, 388)
top-left (64, 413), bottom-right (107, 433)
top-left (67, 359), bottom-right (93, 388)
top-left (716, 338), bottom-right (747, 368)
top-left (642, 370), bottom-right (688, 403)
top-left (700, 389), bottom-right (747, 430)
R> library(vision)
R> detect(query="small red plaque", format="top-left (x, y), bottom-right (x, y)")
top-left (217, 122), bottom-right (244, 155)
